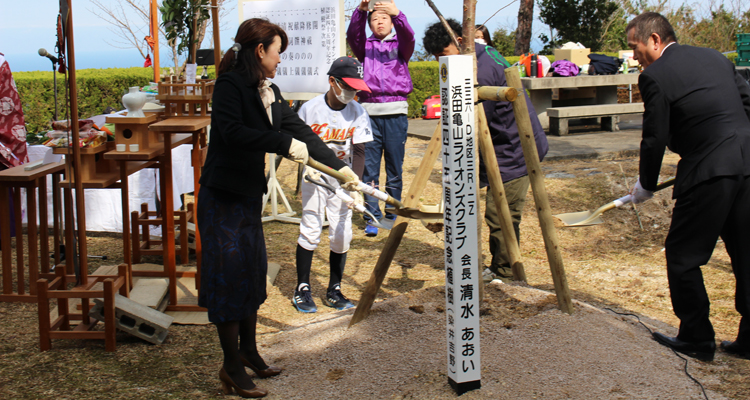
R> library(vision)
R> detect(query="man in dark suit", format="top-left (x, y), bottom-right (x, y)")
top-left (626, 12), bottom-right (750, 361)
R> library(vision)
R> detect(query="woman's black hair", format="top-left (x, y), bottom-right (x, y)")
top-left (218, 18), bottom-right (288, 87)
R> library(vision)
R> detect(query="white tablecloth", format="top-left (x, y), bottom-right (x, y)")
top-left (24, 144), bottom-right (195, 233)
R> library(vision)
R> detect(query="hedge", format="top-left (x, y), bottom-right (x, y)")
top-left (14, 52), bottom-right (738, 131)
top-left (14, 66), bottom-right (218, 134)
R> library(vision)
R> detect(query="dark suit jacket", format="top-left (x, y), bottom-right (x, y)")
top-left (638, 44), bottom-right (750, 197)
top-left (200, 71), bottom-right (346, 197)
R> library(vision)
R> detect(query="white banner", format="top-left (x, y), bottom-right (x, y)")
top-left (240, 0), bottom-right (344, 97)
top-left (439, 54), bottom-right (481, 395)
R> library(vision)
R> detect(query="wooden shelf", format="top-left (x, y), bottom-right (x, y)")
top-left (149, 118), bottom-right (210, 133)
top-left (103, 134), bottom-right (192, 161)
top-left (105, 114), bottom-right (158, 125)
top-left (59, 160), bottom-right (157, 189)
top-left (52, 141), bottom-right (114, 155)
top-left (0, 161), bottom-right (66, 182)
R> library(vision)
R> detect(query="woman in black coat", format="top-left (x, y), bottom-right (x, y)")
top-left (198, 18), bottom-right (358, 398)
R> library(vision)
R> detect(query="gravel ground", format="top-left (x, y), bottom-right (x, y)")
top-left (248, 282), bottom-right (724, 400)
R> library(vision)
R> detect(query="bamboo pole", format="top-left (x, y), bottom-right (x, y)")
top-left (65, 0), bottom-right (89, 287)
top-left (504, 67), bottom-right (573, 314)
top-left (349, 123), bottom-right (443, 327)
top-left (211, 0), bottom-right (221, 76)
top-left (151, 0), bottom-right (160, 81)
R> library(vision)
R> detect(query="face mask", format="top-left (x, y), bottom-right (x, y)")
top-left (334, 80), bottom-right (357, 104)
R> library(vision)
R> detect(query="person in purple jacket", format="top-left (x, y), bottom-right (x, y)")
top-left (423, 18), bottom-right (549, 284)
top-left (347, 0), bottom-right (414, 236)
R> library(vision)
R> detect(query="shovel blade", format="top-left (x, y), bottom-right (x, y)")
top-left (553, 210), bottom-right (605, 227)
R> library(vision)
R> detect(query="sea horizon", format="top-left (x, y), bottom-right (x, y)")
top-left (4, 49), bottom-right (169, 73)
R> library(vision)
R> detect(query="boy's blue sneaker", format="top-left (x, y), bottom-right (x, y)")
top-left (323, 286), bottom-right (355, 310)
top-left (292, 285), bottom-right (317, 313)
top-left (364, 224), bottom-right (378, 237)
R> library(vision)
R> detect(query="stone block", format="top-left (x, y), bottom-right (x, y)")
top-left (90, 294), bottom-right (174, 345)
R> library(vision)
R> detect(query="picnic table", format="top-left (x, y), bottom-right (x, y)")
top-left (520, 74), bottom-right (642, 135)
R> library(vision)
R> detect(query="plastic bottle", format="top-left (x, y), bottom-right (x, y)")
top-left (530, 54), bottom-right (538, 78)
top-left (537, 57), bottom-right (544, 77)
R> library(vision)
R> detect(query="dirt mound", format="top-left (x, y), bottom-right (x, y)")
top-left (253, 283), bottom-right (724, 399)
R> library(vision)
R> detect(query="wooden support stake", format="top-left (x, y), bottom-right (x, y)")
top-left (349, 123), bottom-right (443, 327)
top-left (504, 67), bottom-right (573, 314)
top-left (476, 106), bottom-right (526, 281)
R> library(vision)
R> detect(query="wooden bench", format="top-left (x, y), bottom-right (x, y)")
top-left (547, 103), bottom-right (644, 135)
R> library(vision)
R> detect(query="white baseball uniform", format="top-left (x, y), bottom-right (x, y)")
top-left (297, 94), bottom-right (373, 253)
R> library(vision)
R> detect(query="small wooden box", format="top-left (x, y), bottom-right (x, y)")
top-left (105, 114), bottom-right (160, 150)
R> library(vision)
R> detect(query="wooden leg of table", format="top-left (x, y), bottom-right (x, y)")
top-left (192, 131), bottom-right (203, 291)
top-left (104, 279), bottom-right (116, 352)
top-left (179, 211), bottom-right (188, 264)
top-left (63, 187), bottom-right (75, 276)
top-left (37, 278), bottom-right (51, 351)
top-left (119, 161), bottom-right (132, 288)
top-left (0, 186), bottom-right (12, 295)
top-left (52, 174), bottom-right (62, 266)
top-left (55, 266), bottom-right (70, 331)
top-left (162, 135), bottom-right (177, 305)
top-left (13, 187), bottom-right (25, 296)
top-left (131, 210), bottom-right (141, 264)
top-left (27, 185), bottom-right (39, 296)
top-left (141, 203), bottom-right (150, 254)
top-left (39, 177), bottom-right (50, 277)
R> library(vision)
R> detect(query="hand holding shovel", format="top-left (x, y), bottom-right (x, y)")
top-left (554, 177), bottom-right (675, 227)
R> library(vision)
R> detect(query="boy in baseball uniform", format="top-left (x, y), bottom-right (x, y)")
top-left (293, 56), bottom-right (373, 312)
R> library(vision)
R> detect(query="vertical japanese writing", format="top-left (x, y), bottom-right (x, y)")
top-left (439, 55), bottom-right (481, 388)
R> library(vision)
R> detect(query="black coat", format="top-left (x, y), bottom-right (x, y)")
top-left (638, 44), bottom-right (750, 196)
top-left (200, 71), bottom-right (346, 197)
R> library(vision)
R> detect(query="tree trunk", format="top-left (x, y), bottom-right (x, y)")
top-left (514, 0), bottom-right (534, 55)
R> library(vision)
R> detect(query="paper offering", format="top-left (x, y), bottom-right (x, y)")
top-left (241, 0), bottom-right (343, 95)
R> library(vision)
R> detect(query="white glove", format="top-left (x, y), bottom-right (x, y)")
top-left (339, 166), bottom-right (361, 192)
top-left (287, 138), bottom-right (309, 165)
top-left (350, 191), bottom-right (364, 209)
top-left (304, 166), bottom-right (322, 182)
top-left (630, 178), bottom-right (654, 204)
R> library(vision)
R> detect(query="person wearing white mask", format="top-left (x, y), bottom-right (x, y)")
top-left (292, 56), bottom-right (374, 312)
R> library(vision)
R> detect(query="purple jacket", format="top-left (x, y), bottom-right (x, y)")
top-left (476, 43), bottom-right (548, 186)
top-left (346, 8), bottom-right (414, 104)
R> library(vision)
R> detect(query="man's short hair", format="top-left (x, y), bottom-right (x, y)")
top-left (626, 12), bottom-right (677, 45)
top-left (422, 18), bottom-right (462, 56)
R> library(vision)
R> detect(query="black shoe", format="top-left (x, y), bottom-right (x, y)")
top-left (720, 340), bottom-right (750, 359)
top-left (323, 286), bottom-right (354, 310)
top-left (652, 331), bottom-right (716, 362)
top-left (292, 285), bottom-right (317, 313)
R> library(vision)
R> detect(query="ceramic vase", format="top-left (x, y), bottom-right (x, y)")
top-left (122, 87), bottom-right (146, 117)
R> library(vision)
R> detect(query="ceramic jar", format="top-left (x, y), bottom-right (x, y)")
top-left (122, 86), bottom-right (146, 117)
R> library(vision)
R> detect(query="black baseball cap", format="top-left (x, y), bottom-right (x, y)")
top-left (327, 56), bottom-right (371, 92)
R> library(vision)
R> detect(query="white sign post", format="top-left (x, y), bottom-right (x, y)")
top-left (240, 0), bottom-right (345, 99)
top-left (439, 55), bottom-right (481, 395)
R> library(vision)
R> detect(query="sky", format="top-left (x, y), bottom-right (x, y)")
top-left (0, 0), bottom-right (719, 73)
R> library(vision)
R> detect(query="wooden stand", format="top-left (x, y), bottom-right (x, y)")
top-left (146, 117), bottom-right (209, 311)
top-left (37, 264), bottom-right (129, 352)
top-left (0, 161), bottom-right (66, 302)
top-left (156, 79), bottom-right (214, 118)
top-left (131, 202), bottom-right (193, 265)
